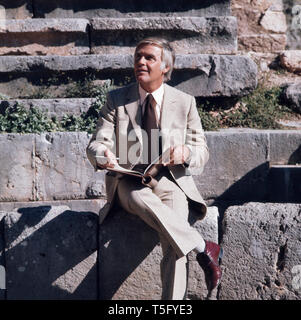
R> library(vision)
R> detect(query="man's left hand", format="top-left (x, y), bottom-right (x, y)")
top-left (163, 145), bottom-right (190, 166)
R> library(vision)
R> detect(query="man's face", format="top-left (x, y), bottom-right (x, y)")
top-left (134, 44), bottom-right (168, 91)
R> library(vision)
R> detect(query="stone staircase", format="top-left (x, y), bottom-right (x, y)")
top-left (0, 0), bottom-right (257, 102)
top-left (0, 1), bottom-right (300, 300)
top-left (0, 0), bottom-right (258, 205)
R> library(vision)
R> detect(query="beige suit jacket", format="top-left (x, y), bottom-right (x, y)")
top-left (86, 82), bottom-right (209, 223)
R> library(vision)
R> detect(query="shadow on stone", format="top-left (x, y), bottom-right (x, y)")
top-left (4, 206), bottom-right (98, 300)
top-left (33, 0), bottom-right (229, 17)
top-left (212, 162), bottom-right (270, 243)
top-left (98, 207), bottom-right (160, 300)
top-left (214, 162), bottom-right (270, 203)
top-left (288, 145), bottom-right (301, 165)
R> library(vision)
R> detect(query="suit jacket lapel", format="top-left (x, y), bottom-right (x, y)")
top-left (160, 84), bottom-right (177, 150)
top-left (124, 83), bottom-right (143, 146)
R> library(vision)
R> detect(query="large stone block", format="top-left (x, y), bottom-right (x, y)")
top-left (0, 54), bottom-right (257, 98)
top-left (0, 134), bottom-right (35, 202)
top-left (4, 205), bottom-right (98, 299)
top-left (195, 130), bottom-right (270, 201)
top-left (219, 203), bottom-right (301, 300)
top-left (0, 133), bottom-right (106, 202)
top-left (172, 55), bottom-right (257, 97)
top-left (34, 132), bottom-right (105, 201)
top-left (282, 82), bottom-right (301, 113)
top-left (33, 0), bottom-right (231, 18)
top-left (280, 50), bottom-right (301, 74)
top-left (0, 98), bottom-right (96, 119)
top-left (260, 10), bottom-right (287, 33)
top-left (232, 0), bottom-right (288, 53)
top-left (0, 54), bottom-right (134, 73)
top-left (99, 206), bottom-right (219, 300)
top-left (0, 18), bottom-right (90, 56)
top-left (91, 17), bottom-right (237, 55)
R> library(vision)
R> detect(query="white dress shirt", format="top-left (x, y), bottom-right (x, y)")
top-left (139, 83), bottom-right (164, 127)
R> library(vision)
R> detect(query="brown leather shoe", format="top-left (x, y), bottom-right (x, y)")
top-left (196, 241), bottom-right (223, 296)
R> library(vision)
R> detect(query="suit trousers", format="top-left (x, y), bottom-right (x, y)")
top-left (116, 168), bottom-right (204, 300)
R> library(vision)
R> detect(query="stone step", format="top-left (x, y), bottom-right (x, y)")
top-left (267, 165), bottom-right (301, 202)
top-left (0, 204), bottom-right (219, 300)
top-left (0, 17), bottom-right (237, 56)
top-left (32, 0), bottom-right (231, 19)
top-left (0, 199), bottom-right (107, 214)
top-left (0, 54), bottom-right (257, 98)
top-left (0, 130), bottom-right (300, 203)
top-left (0, 18), bottom-right (90, 56)
top-left (90, 16), bottom-right (237, 55)
top-left (0, 98), bottom-right (96, 119)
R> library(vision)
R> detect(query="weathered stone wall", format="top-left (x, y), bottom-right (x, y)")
top-left (0, 130), bottom-right (300, 203)
top-left (0, 205), bottom-right (220, 300)
top-left (220, 203), bottom-right (301, 300)
top-left (232, 0), bottom-right (301, 52)
top-left (231, 0), bottom-right (301, 91)
top-left (1, 201), bottom-right (301, 300)
top-left (232, 0), bottom-right (287, 53)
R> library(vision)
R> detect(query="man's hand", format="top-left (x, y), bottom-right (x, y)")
top-left (163, 145), bottom-right (191, 166)
top-left (96, 149), bottom-right (118, 169)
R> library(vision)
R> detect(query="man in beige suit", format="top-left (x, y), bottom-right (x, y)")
top-left (86, 38), bottom-right (222, 300)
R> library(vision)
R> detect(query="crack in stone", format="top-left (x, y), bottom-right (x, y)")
top-left (276, 239), bottom-right (288, 272)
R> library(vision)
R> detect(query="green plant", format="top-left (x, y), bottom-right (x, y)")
top-left (0, 103), bottom-right (59, 133)
top-left (60, 80), bottom-right (113, 133)
top-left (65, 74), bottom-right (98, 98)
top-left (197, 100), bottom-right (220, 131)
top-left (0, 93), bottom-right (10, 100)
top-left (198, 86), bottom-right (295, 131)
top-left (0, 81), bottom-right (113, 133)
top-left (1, 83), bottom-right (297, 134)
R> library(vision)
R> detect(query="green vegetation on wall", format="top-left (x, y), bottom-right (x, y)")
top-left (0, 81), bottom-right (112, 134)
top-left (0, 83), bottom-right (299, 134)
top-left (198, 86), bottom-right (297, 131)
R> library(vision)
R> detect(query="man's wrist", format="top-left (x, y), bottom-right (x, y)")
top-left (183, 145), bottom-right (192, 167)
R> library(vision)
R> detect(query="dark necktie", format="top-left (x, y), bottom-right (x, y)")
top-left (142, 94), bottom-right (159, 164)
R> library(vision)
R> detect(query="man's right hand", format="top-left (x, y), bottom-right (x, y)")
top-left (96, 149), bottom-right (118, 169)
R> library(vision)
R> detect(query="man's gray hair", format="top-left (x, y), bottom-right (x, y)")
top-left (134, 37), bottom-right (175, 82)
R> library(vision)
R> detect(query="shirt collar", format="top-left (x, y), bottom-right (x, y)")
top-left (139, 83), bottom-right (164, 106)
